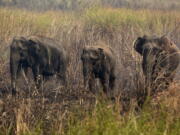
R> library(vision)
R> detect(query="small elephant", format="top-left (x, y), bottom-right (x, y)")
top-left (81, 45), bottom-right (116, 95)
top-left (10, 36), bottom-right (68, 95)
top-left (134, 35), bottom-right (180, 94)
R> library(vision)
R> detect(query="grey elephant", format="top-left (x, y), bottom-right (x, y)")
top-left (134, 35), bottom-right (180, 95)
top-left (81, 45), bottom-right (116, 95)
top-left (10, 36), bottom-right (68, 95)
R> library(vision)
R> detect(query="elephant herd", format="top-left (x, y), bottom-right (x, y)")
top-left (10, 35), bottom-right (180, 103)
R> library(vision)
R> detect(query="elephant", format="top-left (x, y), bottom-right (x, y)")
top-left (10, 35), bottom-right (68, 95)
top-left (81, 45), bottom-right (116, 95)
top-left (134, 35), bottom-right (180, 95)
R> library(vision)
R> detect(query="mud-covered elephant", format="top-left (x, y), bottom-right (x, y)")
top-left (10, 36), bottom-right (68, 95)
top-left (81, 45), bottom-right (116, 95)
top-left (134, 35), bottom-right (180, 95)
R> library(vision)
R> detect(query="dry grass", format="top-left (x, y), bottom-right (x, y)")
top-left (0, 7), bottom-right (180, 134)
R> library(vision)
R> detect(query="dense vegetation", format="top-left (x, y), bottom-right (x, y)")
top-left (0, 6), bottom-right (179, 135)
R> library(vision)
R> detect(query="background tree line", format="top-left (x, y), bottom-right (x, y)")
top-left (0, 0), bottom-right (180, 11)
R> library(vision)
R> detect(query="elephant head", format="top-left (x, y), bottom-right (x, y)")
top-left (134, 35), bottom-right (163, 55)
top-left (134, 35), bottom-right (177, 55)
top-left (10, 36), bottom-right (40, 94)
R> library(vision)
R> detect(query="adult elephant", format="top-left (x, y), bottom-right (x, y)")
top-left (10, 36), bottom-right (68, 95)
top-left (81, 44), bottom-right (116, 95)
top-left (134, 35), bottom-right (180, 95)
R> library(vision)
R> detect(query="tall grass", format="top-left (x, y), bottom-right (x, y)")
top-left (66, 97), bottom-right (180, 135)
top-left (0, 7), bottom-right (180, 134)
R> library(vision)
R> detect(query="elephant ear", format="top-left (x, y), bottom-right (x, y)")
top-left (89, 51), bottom-right (99, 60)
top-left (161, 36), bottom-right (170, 43)
top-left (14, 36), bottom-right (26, 42)
top-left (159, 36), bottom-right (174, 51)
top-left (134, 37), bottom-right (145, 55)
top-left (13, 36), bottom-right (25, 44)
top-left (27, 36), bottom-right (39, 45)
top-left (28, 39), bottom-right (37, 45)
top-left (13, 36), bottom-right (28, 50)
top-left (89, 48), bottom-right (105, 60)
top-left (27, 38), bottom-right (40, 53)
top-left (98, 48), bottom-right (105, 60)
top-left (158, 36), bottom-right (174, 51)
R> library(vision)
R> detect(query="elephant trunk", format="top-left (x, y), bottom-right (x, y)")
top-left (82, 61), bottom-right (92, 89)
top-left (10, 52), bottom-right (20, 95)
top-left (84, 75), bottom-right (89, 89)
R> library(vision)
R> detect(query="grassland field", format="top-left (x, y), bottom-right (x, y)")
top-left (0, 7), bottom-right (180, 135)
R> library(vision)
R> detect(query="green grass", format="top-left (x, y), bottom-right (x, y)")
top-left (16, 100), bottom-right (180, 135)
top-left (64, 100), bottom-right (180, 135)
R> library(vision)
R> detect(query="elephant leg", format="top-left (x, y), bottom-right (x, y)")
top-left (22, 67), bottom-right (29, 83)
top-left (16, 65), bottom-right (22, 78)
top-left (88, 75), bottom-right (96, 94)
top-left (136, 89), bottom-right (148, 109)
top-left (23, 67), bottom-right (29, 76)
top-left (57, 62), bottom-right (67, 86)
top-left (83, 77), bottom-right (89, 90)
top-left (57, 72), bottom-right (67, 86)
top-left (32, 67), bottom-right (41, 89)
top-left (11, 65), bottom-right (22, 96)
top-left (100, 73), bottom-right (110, 95)
top-left (43, 75), bottom-right (50, 82)
top-left (11, 76), bottom-right (18, 96)
top-left (11, 79), bottom-right (17, 96)
top-left (109, 73), bottom-right (115, 90)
